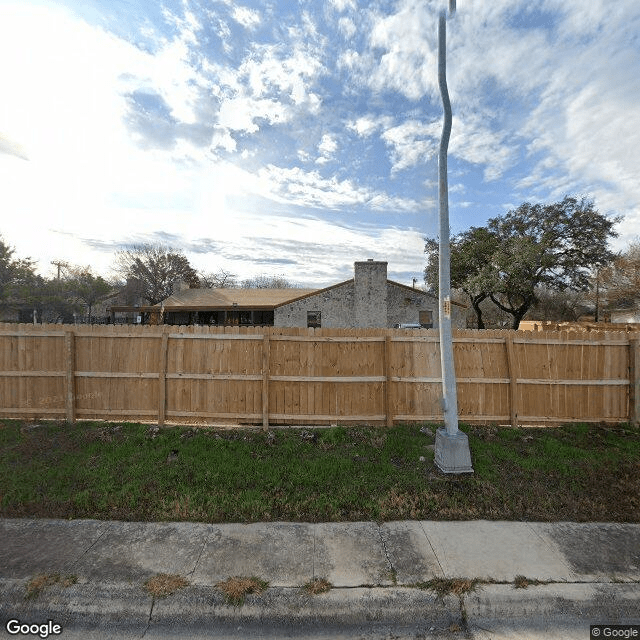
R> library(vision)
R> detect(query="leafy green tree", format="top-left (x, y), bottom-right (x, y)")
top-left (426, 196), bottom-right (618, 329)
top-left (0, 235), bottom-right (38, 316)
top-left (487, 197), bottom-right (618, 328)
top-left (114, 245), bottom-right (199, 305)
top-left (36, 277), bottom-right (78, 323)
top-left (64, 266), bottom-right (113, 321)
top-left (425, 227), bottom-right (499, 329)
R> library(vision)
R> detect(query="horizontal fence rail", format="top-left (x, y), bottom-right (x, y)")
top-left (0, 323), bottom-right (638, 427)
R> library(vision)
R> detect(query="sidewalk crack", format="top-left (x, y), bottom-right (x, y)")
top-left (68, 523), bottom-right (113, 571)
top-left (377, 524), bottom-right (396, 584)
top-left (458, 594), bottom-right (473, 640)
top-left (187, 531), bottom-right (209, 578)
top-left (139, 595), bottom-right (155, 639)
top-left (524, 522), bottom-right (576, 578)
top-left (418, 521), bottom-right (446, 577)
top-left (312, 524), bottom-right (316, 580)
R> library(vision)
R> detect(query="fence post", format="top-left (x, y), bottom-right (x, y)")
top-left (630, 337), bottom-right (640, 427)
top-left (262, 332), bottom-right (270, 430)
top-left (505, 333), bottom-right (518, 427)
top-left (65, 331), bottom-right (76, 424)
top-left (158, 331), bottom-right (169, 426)
top-left (384, 335), bottom-right (393, 427)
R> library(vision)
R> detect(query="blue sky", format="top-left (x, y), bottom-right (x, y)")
top-left (0, 0), bottom-right (639, 287)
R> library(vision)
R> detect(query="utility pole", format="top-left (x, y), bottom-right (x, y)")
top-left (51, 260), bottom-right (68, 280)
top-left (434, 0), bottom-right (473, 473)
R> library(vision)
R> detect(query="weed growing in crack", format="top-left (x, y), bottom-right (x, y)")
top-left (143, 573), bottom-right (189, 598)
top-left (416, 577), bottom-right (480, 597)
top-left (25, 573), bottom-right (77, 599)
top-left (303, 578), bottom-right (332, 595)
top-left (513, 575), bottom-right (550, 589)
top-left (217, 576), bottom-right (268, 606)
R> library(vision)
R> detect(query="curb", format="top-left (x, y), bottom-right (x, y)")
top-left (3, 579), bottom-right (640, 638)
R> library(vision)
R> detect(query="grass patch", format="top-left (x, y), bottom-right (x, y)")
top-left (25, 573), bottom-right (77, 599)
top-left (143, 573), bottom-right (189, 597)
top-left (303, 578), bottom-right (332, 595)
top-left (216, 576), bottom-right (268, 606)
top-left (0, 420), bottom-right (638, 522)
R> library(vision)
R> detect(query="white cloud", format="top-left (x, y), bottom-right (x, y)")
top-left (330, 0), bottom-right (357, 12)
top-left (218, 96), bottom-right (290, 132)
top-left (449, 116), bottom-right (516, 181)
top-left (338, 17), bottom-right (357, 38)
top-left (513, 0), bottom-right (640, 241)
top-left (182, 211), bottom-right (426, 288)
top-left (243, 45), bottom-right (325, 102)
top-left (316, 134), bottom-right (338, 164)
top-left (231, 5), bottom-right (262, 29)
top-left (368, 1), bottom-right (437, 101)
top-left (0, 132), bottom-right (29, 161)
top-left (210, 129), bottom-right (237, 153)
top-left (337, 49), bottom-right (363, 71)
top-left (381, 120), bottom-right (440, 173)
top-left (347, 115), bottom-right (394, 137)
top-left (258, 165), bottom-right (419, 211)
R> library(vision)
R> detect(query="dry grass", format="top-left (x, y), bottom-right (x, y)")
top-left (417, 577), bottom-right (480, 597)
top-left (514, 574), bottom-right (530, 589)
top-left (303, 577), bottom-right (332, 595)
top-left (513, 575), bottom-right (548, 589)
top-left (217, 576), bottom-right (268, 606)
top-left (25, 573), bottom-right (77, 599)
top-left (143, 573), bottom-right (189, 598)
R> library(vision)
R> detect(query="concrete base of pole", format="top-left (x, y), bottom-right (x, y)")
top-left (434, 427), bottom-right (473, 474)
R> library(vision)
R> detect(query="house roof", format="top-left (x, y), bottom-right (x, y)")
top-left (272, 278), bottom-right (467, 308)
top-left (154, 287), bottom-right (319, 311)
top-left (110, 278), bottom-right (467, 313)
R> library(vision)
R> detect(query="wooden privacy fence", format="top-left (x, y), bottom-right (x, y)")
top-left (0, 323), bottom-right (638, 427)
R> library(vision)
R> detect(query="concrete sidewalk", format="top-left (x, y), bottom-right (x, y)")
top-left (0, 518), bottom-right (639, 639)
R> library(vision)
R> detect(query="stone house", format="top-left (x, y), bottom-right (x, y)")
top-left (110, 260), bottom-right (465, 328)
top-left (274, 260), bottom-right (465, 329)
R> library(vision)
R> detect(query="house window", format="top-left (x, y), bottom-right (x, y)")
top-left (253, 310), bottom-right (274, 326)
top-left (307, 310), bottom-right (321, 328)
top-left (419, 310), bottom-right (433, 328)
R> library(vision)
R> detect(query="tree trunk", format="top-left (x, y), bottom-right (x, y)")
top-left (472, 298), bottom-right (485, 329)
top-left (490, 293), bottom-right (531, 331)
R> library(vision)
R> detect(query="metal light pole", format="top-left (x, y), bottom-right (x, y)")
top-left (434, 0), bottom-right (473, 473)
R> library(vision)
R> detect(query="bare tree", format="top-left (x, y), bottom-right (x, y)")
top-left (598, 240), bottom-right (640, 312)
top-left (114, 245), bottom-right (199, 304)
top-left (199, 268), bottom-right (238, 289)
top-left (241, 274), bottom-right (295, 289)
